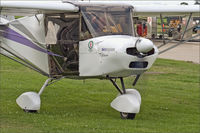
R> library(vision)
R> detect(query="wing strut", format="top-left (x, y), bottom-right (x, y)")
top-left (160, 14), bottom-right (166, 45)
top-left (180, 13), bottom-right (192, 41)
top-left (158, 13), bottom-right (193, 49)
top-left (157, 24), bottom-right (198, 49)
top-left (0, 52), bottom-right (45, 75)
top-left (157, 13), bottom-right (199, 54)
top-left (0, 45), bottom-right (49, 76)
top-left (159, 34), bottom-right (200, 55)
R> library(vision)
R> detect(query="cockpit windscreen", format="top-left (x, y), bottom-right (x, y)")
top-left (81, 6), bottom-right (134, 37)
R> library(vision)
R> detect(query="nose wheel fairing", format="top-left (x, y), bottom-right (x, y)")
top-left (111, 89), bottom-right (141, 114)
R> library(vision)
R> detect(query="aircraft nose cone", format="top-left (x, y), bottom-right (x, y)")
top-left (136, 38), bottom-right (154, 53)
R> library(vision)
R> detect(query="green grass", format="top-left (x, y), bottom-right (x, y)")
top-left (0, 55), bottom-right (199, 133)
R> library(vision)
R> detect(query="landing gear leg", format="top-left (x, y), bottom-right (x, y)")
top-left (108, 76), bottom-right (141, 120)
top-left (133, 75), bottom-right (141, 86)
top-left (16, 77), bottom-right (64, 113)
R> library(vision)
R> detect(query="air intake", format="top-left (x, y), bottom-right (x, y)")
top-left (129, 61), bottom-right (148, 68)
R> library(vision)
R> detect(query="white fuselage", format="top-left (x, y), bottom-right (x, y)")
top-left (0, 7), bottom-right (158, 78)
top-left (79, 35), bottom-right (158, 77)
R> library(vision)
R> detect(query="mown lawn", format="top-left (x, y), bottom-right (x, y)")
top-left (0, 55), bottom-right (199, 133)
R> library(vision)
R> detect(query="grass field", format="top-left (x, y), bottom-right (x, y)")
top-left (0, 55), bottom-right (199, 133)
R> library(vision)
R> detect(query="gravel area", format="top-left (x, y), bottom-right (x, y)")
top-left (154, 41), bottom-right (200, 64)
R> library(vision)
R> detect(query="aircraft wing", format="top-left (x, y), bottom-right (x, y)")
top-left (0, 0), bottom-right (199, 16)
top-left (64, 0), bottom-right (199, 17)
top-left (133, 5), bottom-right (200, 17)
top-left (0, 1), bottom-right (79, 16)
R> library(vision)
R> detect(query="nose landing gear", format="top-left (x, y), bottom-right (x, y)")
top-left (108, 76), bottom-right (141, 120)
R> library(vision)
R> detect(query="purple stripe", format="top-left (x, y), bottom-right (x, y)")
top-left (1, 26), bottom-right (63, 57)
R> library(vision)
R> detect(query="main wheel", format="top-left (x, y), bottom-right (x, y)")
top-left (23, 109), bottom-right (37, 113)
top-left (120, 112), bottom-right (136, 120)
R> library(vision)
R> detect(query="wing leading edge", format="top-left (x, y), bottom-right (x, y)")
top-left (0, 1), bottom-right (199, 16)
top-left (0, 1), bottom-right (79, 16)
top-left (133, 5), bottom-right (200, 17)
top-left (63, 0), bottom-right (200, 17)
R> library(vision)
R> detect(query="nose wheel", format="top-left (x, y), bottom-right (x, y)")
top-left (108, 76), bottom-right (141, 120)
top-left (120, 112), bottom-right (136, 120)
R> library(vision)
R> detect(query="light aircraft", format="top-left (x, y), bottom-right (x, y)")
top-left (0, 0), bottom-right (199, 119)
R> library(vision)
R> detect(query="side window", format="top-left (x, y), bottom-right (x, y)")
top-left (45, 14), bottom-right (80, 75)
top-left (80, 17), bottom-right (92, 41)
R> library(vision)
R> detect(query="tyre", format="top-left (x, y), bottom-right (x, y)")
top-left (120, 112), bottom-right (136, 120)
top-left (23, 109), bottom-right (37, 113)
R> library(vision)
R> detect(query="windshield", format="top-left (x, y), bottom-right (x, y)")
top-left (81, 6), bottom-right (134, 37)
